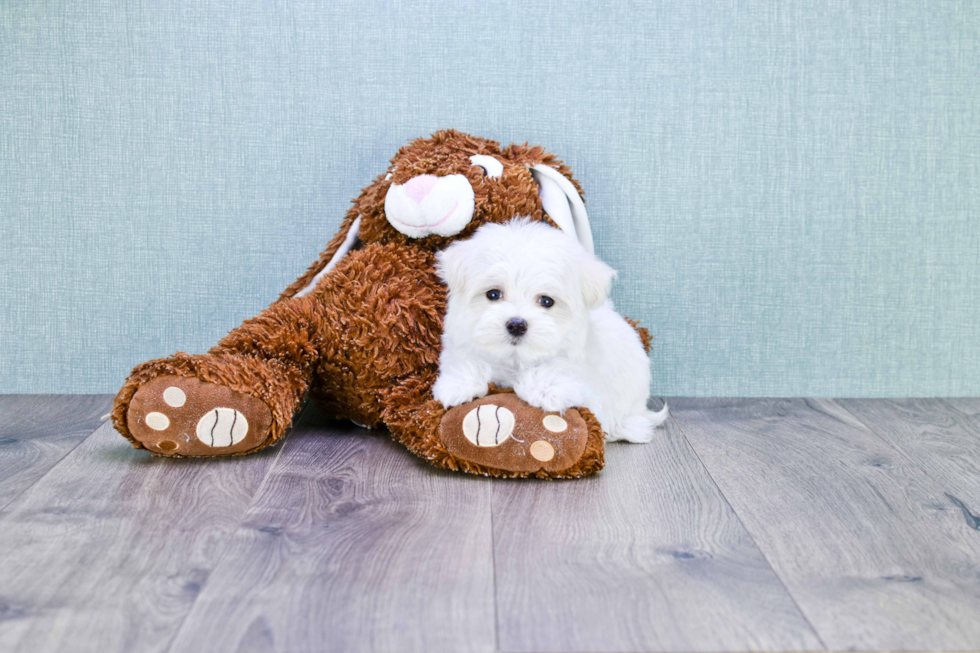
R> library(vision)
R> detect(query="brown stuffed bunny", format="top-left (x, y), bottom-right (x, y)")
top-left (113, 130), bottom-right (625, 479)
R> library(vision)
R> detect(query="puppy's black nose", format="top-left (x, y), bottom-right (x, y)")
top-left (506, 318), bottom-right (528, 337)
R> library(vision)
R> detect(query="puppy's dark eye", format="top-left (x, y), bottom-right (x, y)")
top-left (538, 296), bottom-right (555, 308)
top-left (486, 289), bottom-right (503, 301)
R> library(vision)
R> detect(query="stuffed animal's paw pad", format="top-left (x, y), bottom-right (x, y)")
top-left (439, 393), bottom-right (593, 474)
top-left (126, 375), bottom-right (272, 456)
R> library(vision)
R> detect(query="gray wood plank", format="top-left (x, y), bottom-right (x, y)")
top-left (0, 418), bottom-right (282, 653)
top-left (939, 397), bottom-right (980, 440)
top-left (839, 399), bottom-right (980, 515)
top-left (167, 410), bottom-right (496, 653)
top-left (492, 401), bottom-right (822, 653)
top-left (670, 398), bottom-right (980, 652)
top-left (0, 395), bottom-right (113, 509)
top-left (942, 397), bottom-right (980, 418)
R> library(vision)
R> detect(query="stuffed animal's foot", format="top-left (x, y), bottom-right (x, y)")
top-left (113, 353), bottom-right (306, 457)
top-left (124, 375), bottom-right (274, 456)
top-left (438, 391), bottom-right (604, 479)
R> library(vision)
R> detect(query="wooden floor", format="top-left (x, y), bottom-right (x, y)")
top-left (1, 396), bottom-right (979, 653)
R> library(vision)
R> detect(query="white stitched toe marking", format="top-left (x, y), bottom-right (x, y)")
top-left (196, 408), bottom-right (249, 447)
top-left (163, 386), bottom-right (186, 407)
top-left (145, 412), bottom-right (170, 431)
top-left (543, 415), bottom-right (568, 432)
top-left (462, 404), bottom-right (515, 447)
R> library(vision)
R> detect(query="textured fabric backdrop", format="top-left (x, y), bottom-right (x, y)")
top-left (1, 0), bottom-right (978, 395)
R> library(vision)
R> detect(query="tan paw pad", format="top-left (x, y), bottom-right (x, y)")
top-left (163, 386), bottom-right (187, 407)
top-left (145, 412), bottom-right (170, 431)
top-left (529, 440), bottom-right (555, 461)
top-left (542, 415), bottom-right (568, 432)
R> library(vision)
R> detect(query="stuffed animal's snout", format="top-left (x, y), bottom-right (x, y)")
top-left (402, 175), bottom-right (439, 202)
top-left (385, 173), bottom-right (475, 239)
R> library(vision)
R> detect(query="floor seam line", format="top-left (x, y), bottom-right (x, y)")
top-left (0, 399), bottom-right (114, 515)
top-left (667, 398), bottom-right (830, 652)
top-left (490, 477), bottom-right (502, 653)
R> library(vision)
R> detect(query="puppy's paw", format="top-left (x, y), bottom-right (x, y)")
top-left (433, 370), bottom-right (490, 409)
top-left (514, 367), bottom-right (589, 414)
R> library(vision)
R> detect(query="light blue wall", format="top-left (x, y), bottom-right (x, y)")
top-left (2, 0), bottom-right (978, 396)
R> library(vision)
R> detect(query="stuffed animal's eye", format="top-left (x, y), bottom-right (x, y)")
top-left (469, 155), bottom-right (504, 179)
top-left (486, 289), bottom-right (503, 301)
top-left (538, 296), bottom-right (555, 308)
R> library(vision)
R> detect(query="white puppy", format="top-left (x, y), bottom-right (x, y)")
top-left (432, 218), bottom-right (667, 443)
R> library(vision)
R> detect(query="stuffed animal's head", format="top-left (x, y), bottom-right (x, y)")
top-left (285, 130), bottom-right (594, 299)
top-left (363, 129), bottom-right (592, 250)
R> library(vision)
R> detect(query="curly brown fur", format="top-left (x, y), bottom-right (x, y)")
top-left (626, 318), bottom-right (653, 355)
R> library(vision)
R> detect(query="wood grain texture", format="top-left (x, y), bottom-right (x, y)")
top-left (938, 398), bottom-right (980, 446)
top-left (0, 395), bottom-right (113, 509)
top-left (5, 396), bottom-right (980, 653)
top-left (491, 401), bottom-right (822, 653)
top-left (167, 410), bottom-right (496, 653)
top-left (941, 397), bottom-right (980, 420)
top-left (670, 398), bottom-right (980, 652)
top-left (839, 399), bottom-right (980, 518)
top-left (0, 419), bottom-right (282, 653)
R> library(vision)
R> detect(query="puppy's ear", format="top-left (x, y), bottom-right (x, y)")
top-left (579, 254), bottom-right (617, 310)
top-left (436, 240), bottom-right (473, 294)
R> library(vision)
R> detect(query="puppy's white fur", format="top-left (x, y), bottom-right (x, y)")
top-left (433, 218), bottom-right (667, 443)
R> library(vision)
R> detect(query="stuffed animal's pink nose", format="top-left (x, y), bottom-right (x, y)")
top-left (403, 175), bottom-right (439, 203)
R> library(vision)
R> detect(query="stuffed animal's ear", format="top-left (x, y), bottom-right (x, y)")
top-left (291, 216), bottom-right (362, 299)
top-left (435, 239), bottom-right (473, 295)
top-left (579, 253), bottom-right (616, 310)
top-left (530, 165), bottom-right (595, 254)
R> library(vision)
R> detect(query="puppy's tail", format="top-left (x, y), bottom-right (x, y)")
top-left (607, 404), bottom-right (669, 444)
top-left (648, 402), bottom-right (669, 427)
